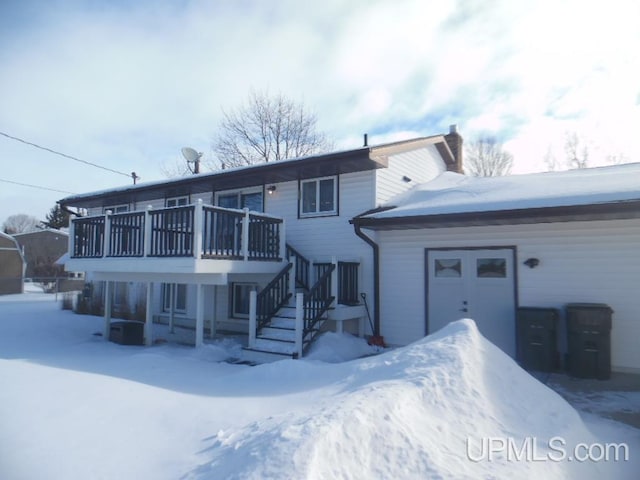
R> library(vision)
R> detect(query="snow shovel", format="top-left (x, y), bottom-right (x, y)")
top-left (360, 293), bottom-right (385, 347)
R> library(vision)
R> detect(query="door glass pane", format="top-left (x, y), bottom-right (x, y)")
top-left (241, 192), bottom-right (263, 212)
top-left (318, 178), bottom-right (335, 212)
top-left (477, 258), bottom-right (507, 278)
top-left (302, 181), bottom-right (317, 213)
top-left (218, 194), bottom-right (239, 209)
top-left (435, 259), bottom-right (461, 277)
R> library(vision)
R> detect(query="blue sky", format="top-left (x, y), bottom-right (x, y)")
top-left (1, 0), bottom-right (639, 226)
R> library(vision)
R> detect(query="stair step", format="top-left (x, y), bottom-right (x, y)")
top-left (253, 338), bottom-right (298, 355)
top-left (241, 347), bottom-right (294, 364)
top-left (269, 317), bottom-right (296, 329)
top-left (260, 327), bottom-right (296, 339)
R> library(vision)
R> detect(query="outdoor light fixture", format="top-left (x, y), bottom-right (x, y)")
top-left (267, 185), bottom-right (277, 194)
top-left (402, 175), bottom-right (412, 183)
top-left (524, 258), bottom-right (540, 268)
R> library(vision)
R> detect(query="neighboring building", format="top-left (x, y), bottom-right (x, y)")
top-left (0, 231), bottom-right (25, 295)
top-left (352, 164), bottom-right (640, 374)
top-left (59, 128), bottom-right (463, 360)
top-left (13, 229), bottom-right (68, 279)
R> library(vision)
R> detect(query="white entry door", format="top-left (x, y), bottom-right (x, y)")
top-left (427, 249), bottom-right (516, 357)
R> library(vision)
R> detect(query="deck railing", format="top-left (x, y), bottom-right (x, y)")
top-left (72, 216), bottom-right (105, 258)
top-left (108, 211), bottom-right (145, 257)
top-left (70, 201), bottom-right (285, 262)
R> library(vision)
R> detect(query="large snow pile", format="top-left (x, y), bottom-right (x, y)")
top-left (1, 294), bottom-right (636, 479)
top-left (187, 320), bottom-right (604, 479)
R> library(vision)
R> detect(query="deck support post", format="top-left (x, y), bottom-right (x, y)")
top-left (103, 280), bottom-right (112, 340)
top-left (193, 199), bottom-right (203, 258)
top-left (144, 282), bottom-right (154, 346)
top-left (242, 208), bottom-right (250, 261)
top-left (143, 205), bottom-right (153, 257)
top-left (288, 261), bottom-right (296, 304)
top-left (279, 218), bottom-right (286, 261)
top-left (169, 283), bottom-right (175, 334)
top-left (195, 283), bottom-right (204, 347)
top-left (209, 285), bottom-right (217, 338)
top-left (248, 289), bottom-right (257, 348)
top-left (331, 256), bottom-right (338, 307)
top-left (294, 292), bottom-right (304, 358)
top-left (68, 218), bottom-right (75, 258)
top-left (103, 211), bottom-right (112, 257)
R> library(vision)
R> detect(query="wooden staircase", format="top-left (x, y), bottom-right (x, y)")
top-left (242, 306), bottom-right (326, 363)
top-left (241, 246), bottom-right (335, 363)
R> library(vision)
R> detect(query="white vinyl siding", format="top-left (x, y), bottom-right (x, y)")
top-left (377, 218), bottom-right (640, 373)
top-left (375, 144), bottom-right (447, 205)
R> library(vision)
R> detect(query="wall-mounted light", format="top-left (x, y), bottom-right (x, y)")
top-left (267, 185), bottom-right (277, 195)
top-left (524, 258), bottom-right (540, 268)
top-left (402, 175), bottom-right (412, 183)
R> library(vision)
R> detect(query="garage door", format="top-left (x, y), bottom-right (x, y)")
top-left (427, 248), bottom-right (516, 357)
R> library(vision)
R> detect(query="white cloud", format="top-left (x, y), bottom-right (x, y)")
top-left (0, 0), bottom-right (638, 224)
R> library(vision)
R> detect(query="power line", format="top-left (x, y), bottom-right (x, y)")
top-left (0, 177), bottom-right (76, 195)
top-left (0, 130), bottom-right (133, 178)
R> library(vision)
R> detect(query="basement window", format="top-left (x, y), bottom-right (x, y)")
top-left (231, 282), bottom-right (258, 318)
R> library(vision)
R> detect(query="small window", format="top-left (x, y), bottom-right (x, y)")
top-left (477, 258), bottom-right (507, 278)
top-left (300, 176), bottom-right (337, 217)
top-left (104, 204), bottom-right (129, 213)
top-left (163, 283), bottom-right (187, 312)
top-left (232, 283), bottom-right (258, 318)
top-left (166, 196), bottom-right (189, 207)
top-left (435, 259), bottom-right (462, 278)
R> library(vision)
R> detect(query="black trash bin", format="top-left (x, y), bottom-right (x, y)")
top-left (516, 307), bottom-right (559, 372)
top-left (109, 320), bottom-right (144, 345)
top-left (566, 303), bottom-right (612, 380)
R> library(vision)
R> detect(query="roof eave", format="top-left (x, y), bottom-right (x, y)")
top-left (352, 200), bottom-right (640, 230)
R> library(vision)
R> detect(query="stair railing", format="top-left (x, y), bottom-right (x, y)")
top-left (303, 263), bottom-right (336, 342)
top-left (285, 244), bottom-right (310, 291)
top-left (256, 262), bottom-right (293, 331)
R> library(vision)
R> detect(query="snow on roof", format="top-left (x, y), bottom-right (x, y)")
top-left (59, 134), bottom-right (448, 204)
top-left (366, 163), bottom-right (640, 219)
top-left (13, 228), bottom-right (68, 237)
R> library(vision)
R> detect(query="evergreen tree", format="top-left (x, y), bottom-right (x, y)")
top-left (43, 204), bottom-right (70, 229)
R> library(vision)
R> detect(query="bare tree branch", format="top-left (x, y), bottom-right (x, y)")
top-left (464, 137), bottom-right (513, 177)
top-left (211, 89), bottom-right (332, 169)
top-left (3, 214), bottom-right (42, 234)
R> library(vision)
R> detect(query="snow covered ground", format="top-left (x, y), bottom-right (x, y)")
top-left (1, 290), bottom-right (638, 479)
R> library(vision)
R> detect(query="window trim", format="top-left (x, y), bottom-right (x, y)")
top-left (298, 175), bottom-right (339, 218)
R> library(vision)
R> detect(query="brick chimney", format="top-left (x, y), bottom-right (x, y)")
top-left (444, 124), bottom-right (463, 173)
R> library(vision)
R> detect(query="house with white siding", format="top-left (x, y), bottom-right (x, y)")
top-left (351, 163), bottom-right (640, 374)
top-left (59, 128), bottom-right (463, 361)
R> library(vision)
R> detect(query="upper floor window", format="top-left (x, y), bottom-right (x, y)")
top-left (166, 196), bottom-right (189, 207)
top-left (104, 204), bottom-right (129, 213)
top-left (300, 176), bottom-right (337, 217)
top-left (216, 189), bottom-right (263, 212)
